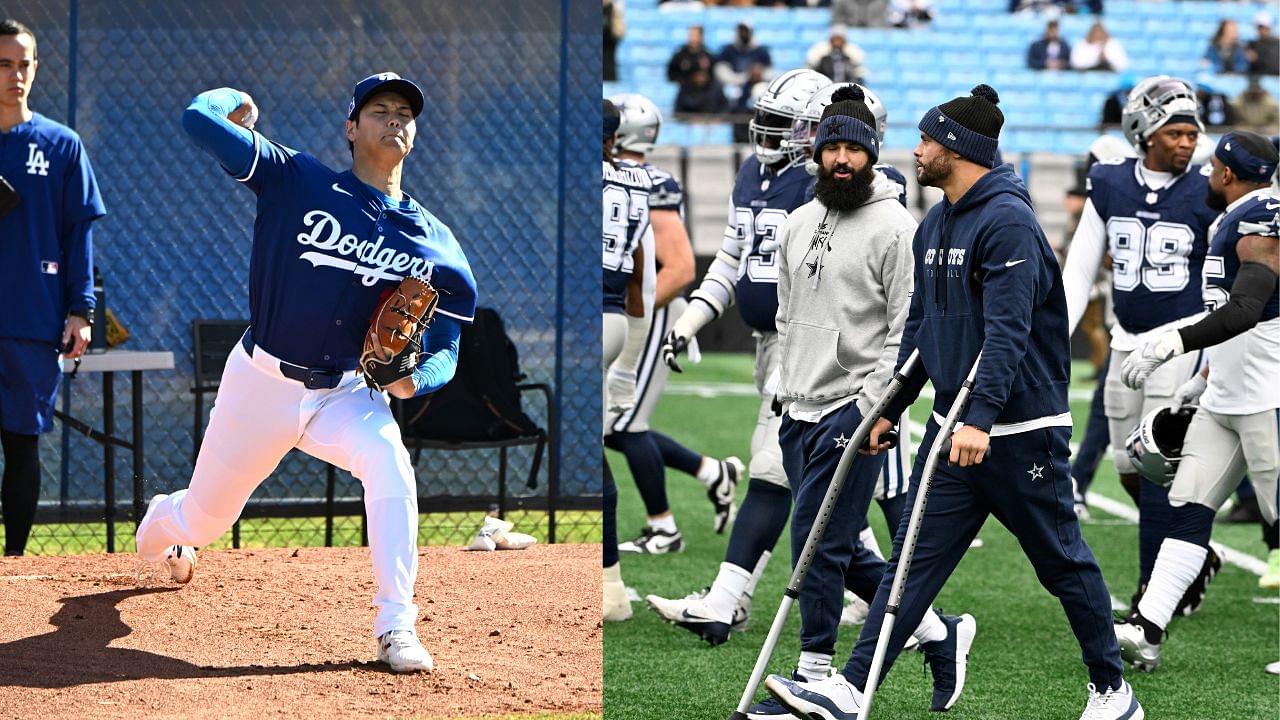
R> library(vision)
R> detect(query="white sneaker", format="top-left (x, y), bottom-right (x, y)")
top-left (164, 545), bottom-right (197, 584)
top-left (645, 592), bottom-right (733, 645)
top-left (764, 672), bottom-right (864, 720)
top-left (604, 577), bottom-right (632, 622)
top-left (1115, 619), bottom-right (1161, 672)
top-left (839, 591), bottom-right (869, 626)
top-left (1079, 680), bottom-right (1143, 720)
top-left (377, 629), bottom-right (433, 673)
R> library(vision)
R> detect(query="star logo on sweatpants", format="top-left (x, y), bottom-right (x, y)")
top-left (1027, 463), bottom-right (1044, 481)
top-left (834, 433), bottom-right (851, 448)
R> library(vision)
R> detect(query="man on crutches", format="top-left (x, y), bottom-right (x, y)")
top-left (763, 85), bottom-right (975, 716)
top-left (765, 85), bottom-right (1143, 720)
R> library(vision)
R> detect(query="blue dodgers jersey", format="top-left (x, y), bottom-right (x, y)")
top-left (0, 113), bottom-right (105, 343)
top-left (602, 159), bottom-right (652, 314)
top-left (731, 157), bottom-right (813, 332)
top-left (233, 134), bottom-right (476, 370)
top-left (1203, 191), bottom-right (1280, 321)
top-left (1087, 158), bottom-right (1218, 334)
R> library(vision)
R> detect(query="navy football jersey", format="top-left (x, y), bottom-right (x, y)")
top-left (1203, 190), bottom-right (1280, 321)
top-left (731, 157), bottom-right (813, 332)
top-left (641, 162), bottom-right (685, 218)
top-left (1087, 158), bottom-right (1218, 334)
top-left (602, 159), bottom-right (652, 314)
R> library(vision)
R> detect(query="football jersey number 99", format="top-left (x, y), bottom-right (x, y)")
top-left (1106, 217), bottom-right (1196, 293)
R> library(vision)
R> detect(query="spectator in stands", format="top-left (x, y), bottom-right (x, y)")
top-left (1202, 19), bottom-right (1250, 75)
top-left (1070, 21), bottom-right (1128, 72)
top-left (1247, 13), bottom-right (1278, 76)
top-left (1027, 19), bottom-right (1072, 70)
top-left (1100, 74), bottom-right (1135, 125)
top-left (667, 25), bottom-right (715, 89)
top-left (1195, 81), bottom-right (1238, 127)
top-left (833, 0), bottom-right (889, 28)
top-left (714, 22), bottom-right (773, 96)
top-left (1235, 75), bottom-right (1280, 130)
top-left (888, 0), bottom-right (935, 28)
top-left (806, 25), bottom-right (866, 83)
top-left (604, 0), bottom-right (625, 83)
top-left (675, 68), bottom-right (730, 114)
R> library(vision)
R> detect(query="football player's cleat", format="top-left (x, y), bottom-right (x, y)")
top-left (1115, 618), bottom-right (1162, 672)
top-left (748, 69), bottom-right (830, 167)
top-left (617, 526), bottom-right (683, 554)
top-left (608, 93), bottom-right (662, 156)
top-left (644, 592), bottom-right (732, 646)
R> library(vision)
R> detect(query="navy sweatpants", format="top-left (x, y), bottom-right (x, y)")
top-left (781, 401), bottom-right (890, 657)
top-left (843, 421), bottom-right (1123, 690)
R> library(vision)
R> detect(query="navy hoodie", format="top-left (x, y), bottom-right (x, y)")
top-left (884, 165), bottom-right (1071, 432)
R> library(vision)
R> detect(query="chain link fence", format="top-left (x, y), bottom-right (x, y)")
top-left (7, 0), bottom-right (601, 554)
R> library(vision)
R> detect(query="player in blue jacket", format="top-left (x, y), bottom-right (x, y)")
top-left (0, 20), bottom-right (105, 556)
top-left (766, 86), bottom-right (1141, 720)
top-left (134, 73), bottom-right (476, 674)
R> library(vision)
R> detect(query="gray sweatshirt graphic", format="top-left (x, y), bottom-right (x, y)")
top-left (775, 172), bottom-right (917, 418)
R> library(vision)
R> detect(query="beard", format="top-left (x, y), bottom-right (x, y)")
top-left (1205, 186), bottom-right (1228, 211)
top-left (916, 153), bottom-right (952, 188)
top-left (814, 161), bottom-right (877, 212)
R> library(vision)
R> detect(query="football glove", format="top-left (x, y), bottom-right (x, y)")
top-left (1121, 331), bottom-right (1184, 390)
top-left (1172, 372), bottom-right (1208, 408)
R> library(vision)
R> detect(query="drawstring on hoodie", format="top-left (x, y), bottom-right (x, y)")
top-left (800, 207), bottom-right (839, 290)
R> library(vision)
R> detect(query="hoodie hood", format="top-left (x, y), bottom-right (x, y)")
top-left (944, 164), bottom-right (1032, 215)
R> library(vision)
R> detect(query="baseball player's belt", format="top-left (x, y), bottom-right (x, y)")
top-left (240, 331), bottom-right (344, 390)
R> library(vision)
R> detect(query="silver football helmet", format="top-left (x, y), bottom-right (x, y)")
top-left (1125, 406), bottom-right (1197, 487)
top-left (786, 82), bottom-right (888, 166)
top-left (1121, 76), bottom-right (1203, 154)
top-left (609, 93), bottom-right (663, 155)
top-left (749, 68), bottom-right (830, 167)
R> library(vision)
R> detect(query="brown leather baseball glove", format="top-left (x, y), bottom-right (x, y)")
top-left (359, 276), bottom-right (439, 391)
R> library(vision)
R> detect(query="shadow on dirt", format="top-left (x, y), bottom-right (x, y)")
top-left (0, 587), bottom-right (376, 688)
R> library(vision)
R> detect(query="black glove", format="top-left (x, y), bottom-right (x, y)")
top-left (661, 330), bottom-right (689, 373)
top-left (0, 175), bottom-right (19, 218)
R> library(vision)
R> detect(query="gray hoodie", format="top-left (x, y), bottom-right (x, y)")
top-left (774, 171), bottom-right (917, 418)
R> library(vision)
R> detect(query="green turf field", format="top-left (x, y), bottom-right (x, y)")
top-left (605, 354), bottom-right (1279, 720)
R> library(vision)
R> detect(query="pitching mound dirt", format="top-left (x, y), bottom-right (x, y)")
top-left (0, 544), bottom-right (601, 719)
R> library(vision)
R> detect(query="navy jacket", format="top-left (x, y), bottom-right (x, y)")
top-left (884, 165), bottom-right (1071, 432)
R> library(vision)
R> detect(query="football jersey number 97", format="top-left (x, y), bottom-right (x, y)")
top-left (603, 184), bottom-right (648, 273)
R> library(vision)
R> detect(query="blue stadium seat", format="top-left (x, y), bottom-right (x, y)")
top-left (618, 0), bottom-right (1279, 151)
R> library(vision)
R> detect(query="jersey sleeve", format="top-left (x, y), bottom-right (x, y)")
top-left (182, 88), bottom-right (301, 195)
top-left (60, 134), bottom-right (106, 229)
top-left (430, 226), bottom-right (478, 325)
top-left (1062, 198), bottom-right (1106, 334)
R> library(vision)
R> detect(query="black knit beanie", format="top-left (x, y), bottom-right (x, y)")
top-left (918, 84), bottom-right (1004, 168)
top-left (813, 85), bottom-right (880, 164)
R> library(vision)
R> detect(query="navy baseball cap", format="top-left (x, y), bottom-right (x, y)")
top-left (347, 72), bottom-right (424, 121)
